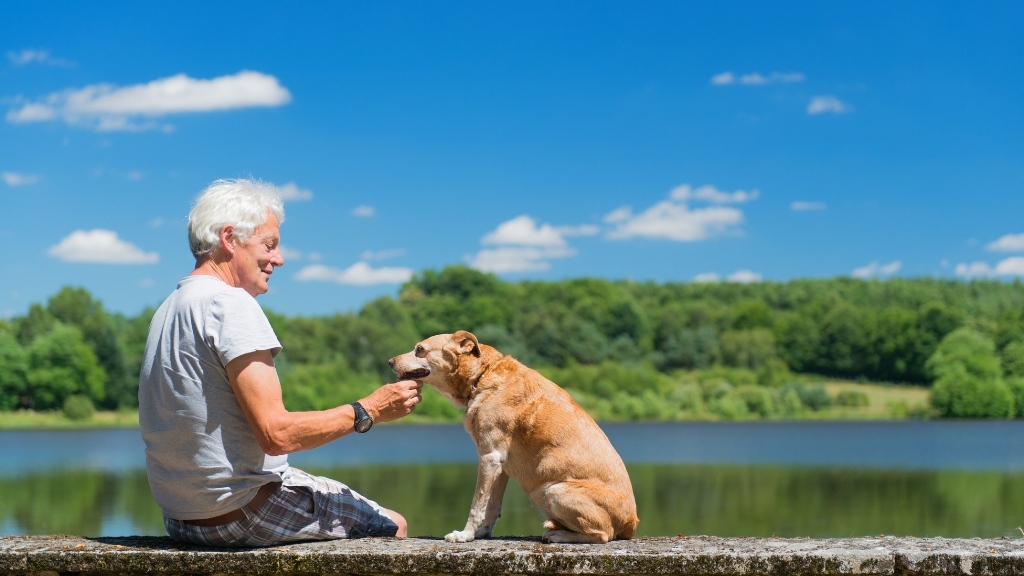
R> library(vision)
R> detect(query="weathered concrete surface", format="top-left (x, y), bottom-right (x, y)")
top-left (1, 535), bottom-right (1023, 576)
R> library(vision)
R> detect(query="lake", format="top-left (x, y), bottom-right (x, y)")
top-left (2, 421), bottom-right (1024, 539)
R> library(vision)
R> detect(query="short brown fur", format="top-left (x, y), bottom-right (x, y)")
top-left (391, 331), bottom-right (639, 543)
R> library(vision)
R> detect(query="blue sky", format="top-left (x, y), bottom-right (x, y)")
top-left (2, 1), bottom-right (1023, 317)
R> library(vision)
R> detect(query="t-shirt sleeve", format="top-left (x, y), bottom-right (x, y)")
top-left (207, 289), bottom-right (283, 366)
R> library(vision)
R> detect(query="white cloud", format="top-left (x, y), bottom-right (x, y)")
top-left (711, 72), bottom-right (736, 85)
top-left (791, 201), bottom-right (826, 211)
top-left (471, 215), bottom-right (592, 272)
top-left (352, 205), bottom-right (375, 217)
top-left (48, 229), bottom-right (159, 264)
top-left (361, 248), bottom-right (405, 261)
top-left (807, 95), bottom-right (852, 115)
top-left (987, 233), bottom-right (1024, 252)
top-left (468, 246), bottom-right (575, 273)
top-left (7, 49), bottom-right (72, 66)
top-left (603, 206), bottom-right (633, 224)
top-left (279, 245), bottom-right (303, 260)
top-left (670, 184), bottom-right (759, 204)
top-left (6, 70), bottom-right (291, 132)
top-left (852, 260), bottom-right (902, 278)
top-left (554, 224), bottom-right (600, 237)
top-left (605, 202), bottom-right (744, 242)
top-left (482, 215), bottom-right (567, 247)
top-left (149, 217), bottom-right (164, 228)
top-left (1, 171), bottom-right (39, 186)
top-left (955, 257), bottom-right (1024, 279)
top-left (294, 262), bottom-right (413, 285)
top-left (138, 278), bottom-right (155, 288)
top-left (693, 272), bottom-right (721, 283)
top-left (711, 71), bottom-right (805, 85)
top-left (275, 182), bottom-right (313, 202)
top-left (307, 252), bottom-right (323, 262)
top-left (727, 269), bottom-right (763, 283)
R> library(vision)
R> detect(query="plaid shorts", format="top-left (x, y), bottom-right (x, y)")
top-left (164, 468), bottom-right (399, 547)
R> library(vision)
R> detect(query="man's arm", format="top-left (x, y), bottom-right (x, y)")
top-left (226, 349), bottom-right (422, 456)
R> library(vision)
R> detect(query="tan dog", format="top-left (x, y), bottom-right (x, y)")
top-left (389, 330), bottom-right (638, 543)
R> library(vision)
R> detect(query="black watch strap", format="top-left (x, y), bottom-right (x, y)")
top-left (351, 401), bottom-right (373, 433)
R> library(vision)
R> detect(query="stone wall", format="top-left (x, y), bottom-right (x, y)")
top-left (2, 535), bottom-right (1023, 576)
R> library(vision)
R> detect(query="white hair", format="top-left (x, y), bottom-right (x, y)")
top-left (188, 179), bottom-right (286, 260)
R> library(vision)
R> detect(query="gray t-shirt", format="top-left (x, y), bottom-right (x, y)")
top-left (139, 275), bottom-right (289, 520)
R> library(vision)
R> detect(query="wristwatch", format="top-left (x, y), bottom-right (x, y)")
top-left (351, 401), bottom-right (373, 433)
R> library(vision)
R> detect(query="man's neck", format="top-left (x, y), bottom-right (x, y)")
top-left (190, 258), bottom-right (239, 289)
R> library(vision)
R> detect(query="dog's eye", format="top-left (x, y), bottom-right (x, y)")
top-left (414, 345), bottom-right (425, 356)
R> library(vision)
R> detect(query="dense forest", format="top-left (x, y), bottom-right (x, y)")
top-left (3, 266), bottom-right (1024, 421)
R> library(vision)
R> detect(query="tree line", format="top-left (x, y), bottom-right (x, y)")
top-left (3, 267), bottom-right (1024, 419)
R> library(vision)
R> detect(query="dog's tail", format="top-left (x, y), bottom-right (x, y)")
top-left (617, 515), bottom-right (639, 540)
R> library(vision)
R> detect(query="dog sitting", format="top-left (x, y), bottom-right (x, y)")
top-left (389, 330), bottom-right (638, 543)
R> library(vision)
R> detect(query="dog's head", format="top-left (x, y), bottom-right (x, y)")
top-left (389, 330), bottom-right (487, 408)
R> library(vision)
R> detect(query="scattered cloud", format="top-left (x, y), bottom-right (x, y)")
top-left (307, 252), bottom-right (322, 262)
top-left (852, 260), bottom-right (902, 278)
top-left (807, 95), bottom-right (852, 115)
top-left (791, 201), bottom-right (826, 211)
top-left (352, 205), bottom-right (375, 217)
top-left (670, 184), bottom-right (759, 204)
top-left (279, 245), bottom-right (303, 260)
top-left (692, 270), bottom-right (763, 283)
top-left (468, 246), bottom-right (575, 273)
top-left (294, 262), bottom-right (413, 285)
top-left (605, 183), bottom-right (753, 242)
top-left (138, 278), bottom-right (155, 288)
top-left (955, 257), bottom-right (1024, 279)
top-left (470, 215), bottom-right (594, 272)
top-left (6, 70), bottom-right (291, 132)
top-left (149, 217), bottom-right (164, 228)
top-left (125, 170), bottom-right (145, 181)
top-left (711, 71), bottom-right (805, 86)
top-left (7, 49), bottom-right (73, 67)
top-left (987, 233), bottom-right (1024, 252)
top-left (274, 182), bottom-right (313, 202)
top-left (1, 171), bottom-right (39, 186)
top-left (940, 259), bottom-right (949, 268)
top-left (361, 248), bottom-right (405, 261)
top-left (727, 270), bottom-right (763, 283)
top-left (48, 229), bottom-right (159, 264)
top-left (482, 215), bottom-right (568, 247)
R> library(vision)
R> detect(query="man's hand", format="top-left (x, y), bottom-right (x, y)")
top-left (359, 380), bottom-right (423, 423)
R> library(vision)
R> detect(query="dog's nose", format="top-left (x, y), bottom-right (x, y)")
top-left (388, 358), bottom-right (396, 369)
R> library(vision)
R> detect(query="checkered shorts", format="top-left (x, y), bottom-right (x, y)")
top-left (164, 468), bottom-right (399, 547)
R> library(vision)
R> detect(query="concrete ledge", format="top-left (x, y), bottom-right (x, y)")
top-left (2, 536), bottom-right (1023, 576)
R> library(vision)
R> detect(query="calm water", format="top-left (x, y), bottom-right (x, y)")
top-left (2, 421), bottom-right (1024, 538)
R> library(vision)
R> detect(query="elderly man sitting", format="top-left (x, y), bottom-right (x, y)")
top-left (139, 179), bottom-right (422, 547)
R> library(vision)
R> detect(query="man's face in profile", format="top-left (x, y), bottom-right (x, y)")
top-left (232, 211), bottom-right (283, 297)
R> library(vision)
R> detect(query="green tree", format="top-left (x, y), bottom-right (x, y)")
top-left (25, 324), bottom-right (106, 410)
top-left (0, 332), bottom-right (27, 411)
top-left (927, 328), bottom-right (1013, 418)
top-left (47, 287), bottom-right (130, 409)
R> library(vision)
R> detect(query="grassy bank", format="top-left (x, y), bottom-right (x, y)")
top-left (0, 379), bottom-right (932, 430)
top-left (0, 409), bottom-right (140, 430)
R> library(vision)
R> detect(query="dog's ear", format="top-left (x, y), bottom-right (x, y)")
top-left (452, 330), bottom-right (480, 357)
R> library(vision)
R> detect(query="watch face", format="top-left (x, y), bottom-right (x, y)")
top-left (356, 418), bottom-right (373, 433)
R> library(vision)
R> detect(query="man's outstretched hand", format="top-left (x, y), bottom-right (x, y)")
top-left (360, 380), bottom-right (423, 423)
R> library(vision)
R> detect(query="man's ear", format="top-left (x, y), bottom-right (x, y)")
top-left (452, 330), bottom-right (480, 357)
top-left (219, 225), bottom-right (237, 255)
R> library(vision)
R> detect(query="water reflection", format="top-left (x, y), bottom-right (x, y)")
top-left (3, 464), bottom-right (1023, 538)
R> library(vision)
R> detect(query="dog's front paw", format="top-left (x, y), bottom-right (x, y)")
top-left (444, 530), bottom-right (475, 543)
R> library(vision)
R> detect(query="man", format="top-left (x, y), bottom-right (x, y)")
top-left (139, 179), bottom-right (422, 547)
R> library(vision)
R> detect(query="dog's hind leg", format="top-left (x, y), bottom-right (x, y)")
top-left (540, 481), bottom-right (615, 544)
